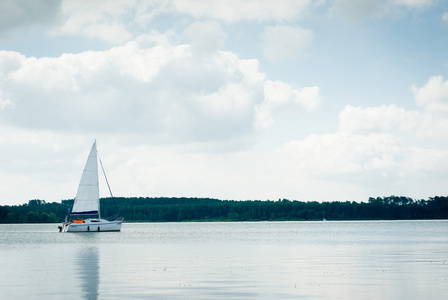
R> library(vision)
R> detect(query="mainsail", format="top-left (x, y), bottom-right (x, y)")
top-left (71, 141), bottom-right (100, 216)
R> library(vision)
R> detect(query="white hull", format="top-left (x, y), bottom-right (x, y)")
top-left (60, 218), bottom-right (122, 232)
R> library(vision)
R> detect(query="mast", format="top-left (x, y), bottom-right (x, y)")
top-left (97, 140), bottom-right (101, 219)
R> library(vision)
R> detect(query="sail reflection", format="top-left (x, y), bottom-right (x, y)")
top-left (76, 247), bottom-right (100, 300)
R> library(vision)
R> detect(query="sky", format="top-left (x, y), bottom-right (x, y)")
top-left (0, 0), bottom-right (448, 206)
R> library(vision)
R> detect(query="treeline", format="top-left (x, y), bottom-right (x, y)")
top-left (1, 196), bottom-right (447, 223)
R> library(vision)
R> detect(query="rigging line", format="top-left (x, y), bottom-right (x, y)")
top-left (98, 151), bottom-right (119, 216)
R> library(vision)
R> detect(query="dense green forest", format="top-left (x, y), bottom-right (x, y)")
top-left (1, 196), bottom-right (447, 223)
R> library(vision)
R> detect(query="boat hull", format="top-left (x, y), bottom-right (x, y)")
top-left (60, 219), bottom-right (122, 232)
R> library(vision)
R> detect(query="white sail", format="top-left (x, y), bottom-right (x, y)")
top-left (71, 141), bottom-right (100, 216)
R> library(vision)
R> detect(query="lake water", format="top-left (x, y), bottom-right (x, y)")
top-left (0, 221), bottom-right (447, 299)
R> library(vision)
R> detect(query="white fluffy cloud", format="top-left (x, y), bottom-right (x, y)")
top-left (255, 80), bottom-right (320, 129)
top-left (278, 132), bottom-right (448, 180)
top-left (0, 40), bottom-right (319, 144)
top-left (35, 0), bottom-right (314, 43)
top-left (279, 133), bottom-right (402, 175)
top-left (412, 75), bottom-right (448, 114)
top-left (263, 25), bottom-right (314, 61)
top-left (339, 105), bottom-right (448, 139)
top-left (0, 0), bottom-right (437, 46)
top-left (52, 0), bottom-right (134, 43)
top-left (271, 130), bottom-right (448, 202)
top-left (339, 76), bottom-right (448, 139)
top-left (339, 104), bottom-right (420, 132)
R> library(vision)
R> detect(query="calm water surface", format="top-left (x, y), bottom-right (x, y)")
top-left (0, 221), bottom-right (447, 299)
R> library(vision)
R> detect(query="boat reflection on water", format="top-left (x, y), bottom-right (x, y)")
top-left (76, 247), bottom-right (99, 300)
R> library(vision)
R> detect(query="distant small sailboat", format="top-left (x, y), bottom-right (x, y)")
top-left (59, 141), bottom-right (123, 232)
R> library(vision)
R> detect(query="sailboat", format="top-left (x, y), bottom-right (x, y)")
top-left (59, 141), bottom-right (123, 232)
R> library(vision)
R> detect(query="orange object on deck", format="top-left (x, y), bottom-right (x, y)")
top-left (73, 219), bottom-right (85, 223)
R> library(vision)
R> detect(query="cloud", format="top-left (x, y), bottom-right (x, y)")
top-left (279, 133), bottom-right (402, 175)
top-left (339, 105), bottom-right (448, 139)
top-left (51, 0), bottom-right (133, 43)
top-left (339, 104), bottom-right (420, 132)
top-left (339, 76), bottom-right (448, 139)
top-left (171, 0), bottom-right (312, 22)
top-left (263, 25), bottom-right (314, 62)
top-left (0, 40), bottom-right (318, 144)
top-left (0, 0), bottom-right (61, 36)
top-left (2, 0), bottom-right (437, 47)
top-left (412, 75), bottom-right (448, 114)
top-left (272, 130), bottom-right (448, 202)
top-left (443, 12), bottom-right (448, 26)
top-left (393, 0), bottom-right (434, 8)
top-left (44, 0), bottom-right (313, 44)
top-left (278, 132), bottom-right (448, 180)
top-left (183, 21), bottom-right (226, 55)
top-left (255, 81), bottom-right (320, 129)
top-left (330, 0), bottom-right (436, 22)
top-left (331, 0), bottom-right (383, 22)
